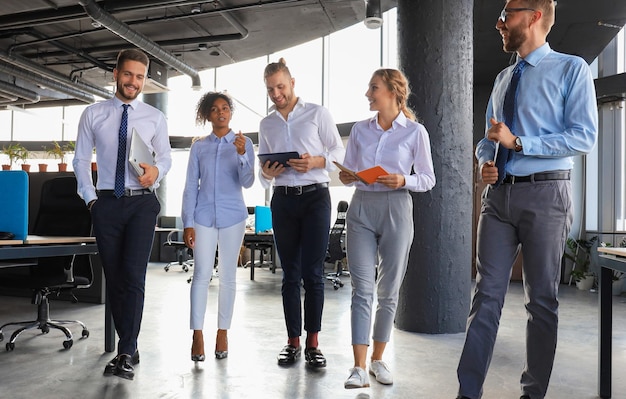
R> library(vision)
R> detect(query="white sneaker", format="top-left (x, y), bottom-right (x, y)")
top-left (344, 367), bottom-right (370, 389)
top-left (369, 360), bottom-right (393, 385)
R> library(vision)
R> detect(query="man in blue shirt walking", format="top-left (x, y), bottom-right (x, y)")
top-left (456, 1), bottom-right (597, 398)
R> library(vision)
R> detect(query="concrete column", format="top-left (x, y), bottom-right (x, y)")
top-left (395, 0), bottom-right (473, 333)
top-left (143, 92), bottom-right (170, 216)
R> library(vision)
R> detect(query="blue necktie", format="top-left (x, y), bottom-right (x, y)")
top-left (114, 104), bottom-right (130, 198)
top-left (493, 60), bottom-right (527, 188)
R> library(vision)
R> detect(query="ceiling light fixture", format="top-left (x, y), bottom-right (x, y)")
top-left (364, 0), bottom-right (383, 29)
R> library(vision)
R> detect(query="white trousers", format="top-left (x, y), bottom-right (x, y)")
top-left (189, 220), bottom-right (246, 331)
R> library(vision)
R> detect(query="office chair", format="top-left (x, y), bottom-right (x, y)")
top-left (163, 230), bottom-right (194, 273)
top-left (0, 176), bottom-right (93, 351)
top-left (243, 206), bottom-right (275, 272)
top-left (325, 201), bottom-right (349, 290)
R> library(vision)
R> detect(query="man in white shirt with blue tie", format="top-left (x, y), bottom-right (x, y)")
top-left (73, 48), bottom-right (172, 380)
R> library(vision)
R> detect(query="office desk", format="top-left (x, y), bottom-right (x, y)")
top-left (0, 236), bottom-right (97, 263)
top-left (597, 246), bottom-right (626, 398)
top-left (243, 232), bottom-right (276, 280)
top-left (0, 236), bottom-right (109, 349)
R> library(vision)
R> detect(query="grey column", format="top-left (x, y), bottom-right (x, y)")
top-left (143, 92), bottom-right (170, 216)
top-left (395, 0), bottom-right (473, 333)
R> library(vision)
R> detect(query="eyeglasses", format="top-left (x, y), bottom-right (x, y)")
top-left (499, 7), bottom-right (536, 23)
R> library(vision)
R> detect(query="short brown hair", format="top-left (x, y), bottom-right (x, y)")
top-left (510, 0), bottom-right (555, 32)
top-left (116, 49), bottom-right (150, 70)
top-left (264, 57), bottom-right (291, 81)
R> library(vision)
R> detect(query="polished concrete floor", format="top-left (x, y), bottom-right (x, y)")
top-left (1, 263), bottom-right (626, 399)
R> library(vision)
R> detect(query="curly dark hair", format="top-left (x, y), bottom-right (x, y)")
top-left (195, 91), bottom-right (235, 126)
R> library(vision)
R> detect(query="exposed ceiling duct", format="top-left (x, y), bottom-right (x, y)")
top-left (0, 50), bottom-right (113, 100)
top-left (0, 80), bottom-right (40, 104)
top-left (0, 62), bottom-right (95, 104)
top-left (79, 0), bottom-right (202, 90)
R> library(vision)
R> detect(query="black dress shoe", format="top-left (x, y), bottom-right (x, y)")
top-left (456, 396), bottom-right (472, 399)
top-left (304, 347), bottom-right (326, 368)
top-left (103, 350), bottom-right (139, 375)
top-left (277, 345), bottom-right (301, 365)
top-left (520, 396), bottom-right (531, 399)
top-left (113, 354), bottom-right (135, 380)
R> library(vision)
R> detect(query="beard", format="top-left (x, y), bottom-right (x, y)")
top-left (502, 25), bottom-right (526, 53)
top-left (116, 82), bottom-right (141, 101)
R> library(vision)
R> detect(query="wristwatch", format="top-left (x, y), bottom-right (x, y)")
top-left (514, 136), bottom-right (523, 152)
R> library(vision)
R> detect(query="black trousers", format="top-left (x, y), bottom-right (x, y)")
top-left (91, 193), bottom-right (160, 355)
top-left (271, 187), bottom-right (331, 339)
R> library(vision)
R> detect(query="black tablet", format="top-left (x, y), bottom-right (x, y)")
top-left (258, 151), bottom-right (300, 167)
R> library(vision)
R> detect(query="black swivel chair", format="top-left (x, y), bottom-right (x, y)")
top-left (0, 176), bottom-right (93, 351)
top-left (163, 230), bottom-right (194, 273)
top-left (325, 201), bottom-right (349, 290)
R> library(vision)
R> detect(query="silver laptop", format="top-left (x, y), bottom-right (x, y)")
top-left (128, 128), bottom-right (155, 177)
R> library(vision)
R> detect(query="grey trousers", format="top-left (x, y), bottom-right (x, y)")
top-left (346, 189), bottom-right (414, 345)
top-left (457, 179), bottom-right (572, 399)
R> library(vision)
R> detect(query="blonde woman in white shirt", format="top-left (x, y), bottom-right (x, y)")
top-left (340, 68), bottom-right (436, 389)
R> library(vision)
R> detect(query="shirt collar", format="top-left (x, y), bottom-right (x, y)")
top-left (518, 42), bottom-right (551, 68)
top-left (368, 111), bottom-right (409, 131)
top-left (209, 129), bottom-right (235, 142)
top-left (112, 96), bottom-right (139, 110)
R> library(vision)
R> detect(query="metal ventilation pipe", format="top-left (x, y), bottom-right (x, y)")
top-left (0, 50), bottom-right (113, 100)
top-left (0, 62), bottom-right (95, 104)
top-left (0, 79), bottom-right (40, 103)
top-left (79, 0), bottom-right (202, 90)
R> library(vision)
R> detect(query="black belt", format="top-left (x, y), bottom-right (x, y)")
top-left (502, 171), bottom-right (570, 184)
top-left (97, 189), bottom-right (154, 197)
top-left (275, 182), bottom-right (329, 196)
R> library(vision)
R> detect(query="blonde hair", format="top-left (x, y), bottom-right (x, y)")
top-left (264, 57), bottom-right (292, 80)
top-left (371, 68), bottom-right (416, 121)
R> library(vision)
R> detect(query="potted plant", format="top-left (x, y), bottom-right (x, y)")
top-left (47, 141), bottom-right (72, 172)
top-left (1, 142), bottom-right (25, 170)
top-left (17, 145), bottom-right (30, 172)
top-left (565, 236), bottom-right (598, 290)
top-left (38, 146), bottom-right (50, 172)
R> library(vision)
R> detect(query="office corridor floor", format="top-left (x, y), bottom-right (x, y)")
top-left (1, 263), bottom-right (626, 399)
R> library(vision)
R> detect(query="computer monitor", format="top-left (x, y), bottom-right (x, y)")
top-left (254, 205), bottom-right (272, 234)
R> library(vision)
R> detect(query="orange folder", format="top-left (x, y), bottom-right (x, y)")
top-left (333, 161), bottom-right (389, 185)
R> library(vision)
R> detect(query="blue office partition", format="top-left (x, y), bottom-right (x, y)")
top-left (0, 170), bottom-right (28, 240)
top-left (255, 205), bottom-right (272, 234)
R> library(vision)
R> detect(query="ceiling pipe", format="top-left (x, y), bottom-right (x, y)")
top-left (0, 62), bottom-right (95, 104)
top-left (79, 0), bottom-right (202, 90)
top-left (0, 50), bottom-right (113, 100)
top-left (0, 80), bottom-right (40, 103)
top-left (0, 92), bottom-right (19, 102)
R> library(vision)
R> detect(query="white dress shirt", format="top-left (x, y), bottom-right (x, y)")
top-left (257, 98), bottom-right (345, 188)
top-left (343, 112), bottom-right (436, 192)
top-left (73, 96), bottom-right (172, 204)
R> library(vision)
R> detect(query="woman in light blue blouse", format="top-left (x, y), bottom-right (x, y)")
top-left (181, 92), bottom-right (254, 361)
top-left (340, 69), bottom-right (436, 389)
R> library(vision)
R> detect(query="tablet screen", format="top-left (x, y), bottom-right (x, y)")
top-left (258, 151), bottom-right (300, 167)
